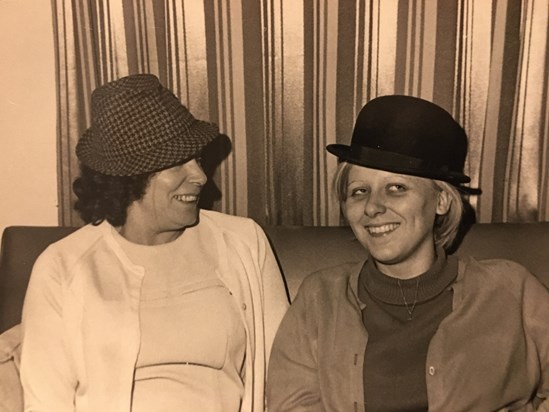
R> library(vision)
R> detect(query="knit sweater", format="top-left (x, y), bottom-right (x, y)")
top-left (359, 252), bottom-right (457, 411)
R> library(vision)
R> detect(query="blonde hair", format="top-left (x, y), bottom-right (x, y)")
top-left (432, 180), bottom-right (464, 250)
top-left (332, 161), bottom-right (464, 251)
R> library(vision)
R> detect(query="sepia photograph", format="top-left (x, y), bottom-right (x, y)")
top-left (1, 1), bottom-right (548, 411)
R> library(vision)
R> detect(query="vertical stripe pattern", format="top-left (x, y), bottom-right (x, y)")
top-left (53, 0), bottom-right (549, 226)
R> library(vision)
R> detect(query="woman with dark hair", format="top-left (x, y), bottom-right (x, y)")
top-left (20, 74), bottom-right (288, 412)
top-left (72, 165), bottom-right (154, 227)
top-left (267, 95), bottom-right (549, 411)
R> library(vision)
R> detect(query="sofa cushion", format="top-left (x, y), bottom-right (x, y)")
top-left (264, 223), bottom-right (549, 300)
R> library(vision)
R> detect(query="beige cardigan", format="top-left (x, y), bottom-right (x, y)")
top-left (268, 258), bottom-right (549, 411)
top-left (21, 210), bottom-right (289, 412)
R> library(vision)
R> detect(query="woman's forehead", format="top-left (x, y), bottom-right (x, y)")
top-left (347, 164), bottom-right (431, 184)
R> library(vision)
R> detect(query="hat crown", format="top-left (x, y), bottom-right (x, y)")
top-left (76, 74), bottom-right (218, 176)
top-left (89, 75), bottom-right (193, 158)
top-left (351, 95), bottom-right (468, 174)
top-left (327, 95), bottom-right (471, 186)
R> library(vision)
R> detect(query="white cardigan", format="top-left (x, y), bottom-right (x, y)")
top-left (21, 210), bottom-right (289, 412)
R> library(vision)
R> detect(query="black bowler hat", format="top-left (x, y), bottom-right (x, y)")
top-left (327, 95), bottom-right (480, 192)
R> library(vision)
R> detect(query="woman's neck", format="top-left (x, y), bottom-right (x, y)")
top-left (118, 223), bottom-right (183, 245)
top-left (375, 245), bottom-right (438, 279)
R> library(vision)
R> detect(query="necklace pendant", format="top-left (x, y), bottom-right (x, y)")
top-left (397, 278), bottom-right (420, 322)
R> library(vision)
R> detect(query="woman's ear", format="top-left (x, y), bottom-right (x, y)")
top-left (436, 189), bottom-right (452, 215)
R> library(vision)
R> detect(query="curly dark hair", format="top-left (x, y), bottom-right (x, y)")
top-left (73, 165), bottom-right (154, 226)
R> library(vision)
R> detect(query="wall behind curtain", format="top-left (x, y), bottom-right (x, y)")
top-left (53, 0), bottom-right (549, 227)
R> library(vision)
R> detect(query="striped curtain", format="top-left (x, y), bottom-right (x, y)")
top-left (53, 0), bottom-right (549, 227)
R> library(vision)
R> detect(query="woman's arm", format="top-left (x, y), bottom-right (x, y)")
top-left (267, 278), bottom-right (321, 412)
top-left (20, 251), bottom-right (76, 411)
top-left (522, 271), bottom-right (549, 409)
top-left (253, 224), bottom-right (290, 361)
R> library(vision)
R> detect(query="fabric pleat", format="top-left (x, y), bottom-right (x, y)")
top-left (52, 0), bottom-right (549, 226)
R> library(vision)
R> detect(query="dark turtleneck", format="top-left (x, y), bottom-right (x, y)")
top-left (358, 249), bottom-right (458, 412)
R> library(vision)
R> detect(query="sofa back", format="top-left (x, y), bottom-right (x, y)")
top-left (1, 222), bottom-right (549, 333)
top-left (265, 223), bottom-right (549, 300)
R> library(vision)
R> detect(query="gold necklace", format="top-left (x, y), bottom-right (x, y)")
top-left (397, 278), bottom-right (420, 320)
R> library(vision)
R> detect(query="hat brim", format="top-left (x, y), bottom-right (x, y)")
top-left (77, 119), bottom-right (219, 176)
top-left (326, 143), bottom-right (481, 194)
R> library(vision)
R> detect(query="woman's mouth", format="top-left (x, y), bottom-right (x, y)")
top-left (173, 194), bottom-right (199, 203)
top-left (367, 223), bottom-right (400, 236)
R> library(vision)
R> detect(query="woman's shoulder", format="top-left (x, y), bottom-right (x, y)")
top-left (45, 222), bottom-right (105, 250)
top-left (35, 223), bottom-right (109, 268)
top-left (199, 209), bottom-right (261, 239)
top-left (460, 256), bottom-right (535, 279)
top-left (458, 256), bottom-right (548, 297)
top-left (298, 261), bottom-right (363, 297)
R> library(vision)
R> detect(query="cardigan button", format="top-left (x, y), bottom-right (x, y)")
top-left (428, 366), bottom-right (436, 376)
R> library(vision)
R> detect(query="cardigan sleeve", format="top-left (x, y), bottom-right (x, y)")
top-left (253, 223), bottom-right (290, 364)
top-left (267, 276), bottom-right (322, 411)
top-left (521, 268), bottom-right (549, 409)
top-left (20, 250), bottom-right (76, 412)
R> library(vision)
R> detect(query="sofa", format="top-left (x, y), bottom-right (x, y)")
top-left (2, 222), bottom-right (549, 335)
top-left (1, 222), bottom-right (549, 410)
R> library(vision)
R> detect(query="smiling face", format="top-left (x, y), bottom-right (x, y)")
top-left (344, 165), bottom-right (450, 278)
top-left (121, 158), bottom-right (207, 245)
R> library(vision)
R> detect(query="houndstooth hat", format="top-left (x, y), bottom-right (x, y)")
top-left (76, 74), bottom-right (219, 176)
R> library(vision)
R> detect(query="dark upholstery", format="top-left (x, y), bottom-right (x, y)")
top-left (0, 227), bottom-right (78, 334)
top-left (1, 222), bottom-right (549, 334)
top-left (265, 223), bottom-right (549, 300)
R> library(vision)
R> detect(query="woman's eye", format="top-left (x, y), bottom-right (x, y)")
top-left (388, 184), bottom-right (407, 193)
top-left (350, 187), bottom-right (368, 197)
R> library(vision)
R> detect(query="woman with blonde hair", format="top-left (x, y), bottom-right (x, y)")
top-left (267, 95), bottom-right (549, 411)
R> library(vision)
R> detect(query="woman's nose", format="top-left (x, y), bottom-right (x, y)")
top-left (364, 191), bottom-right (386, 217)
top-left (185, 159), bottom-right (207, 185)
